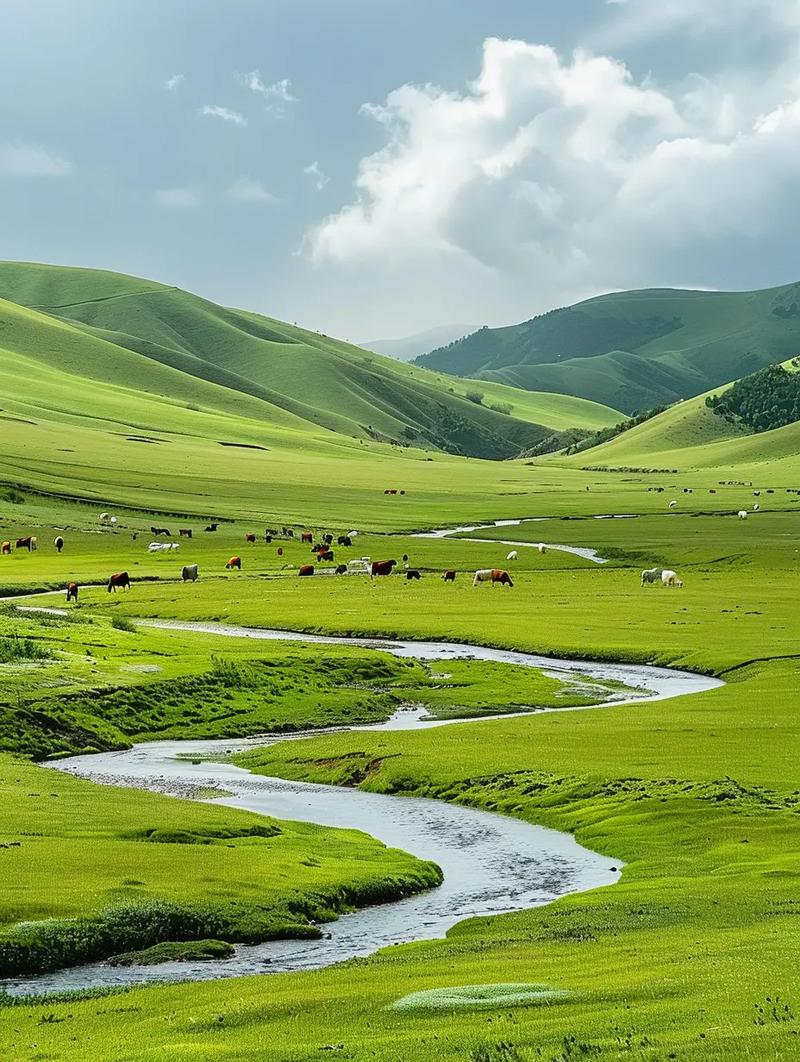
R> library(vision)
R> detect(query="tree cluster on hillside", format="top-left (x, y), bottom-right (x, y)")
top-left (706, 361), bottom-right (800, 433)
top-left (560, 404), bottom-right (669, 456)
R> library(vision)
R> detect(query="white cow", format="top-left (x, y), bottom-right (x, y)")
top-left (537, 543), bottom-right (547, 554)
top-left (738, 510), bottom-right (748, 519)
top-left (347, 530), bottom-right (359, 538)
top-left (506, 550), bottom-right (518, 561)
top-left (662, 569), bottom-right (683, 588)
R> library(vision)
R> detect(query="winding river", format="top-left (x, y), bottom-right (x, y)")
top-left (411, 517), bottom-right (620, 563)
top-left (2, 615), bottom-right (722, 997)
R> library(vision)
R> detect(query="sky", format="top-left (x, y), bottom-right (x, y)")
top-left (2, 0), bottom-right (800, 342)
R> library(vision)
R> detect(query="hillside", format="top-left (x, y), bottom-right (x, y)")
top-left (0, 262), bottom-right (619, 461)
top-left (361, 324), bottom-right (478, 362)
top-left (558, 358), bottom-right (800, 475)
top-left (416, 283), bottom-right (800, 414)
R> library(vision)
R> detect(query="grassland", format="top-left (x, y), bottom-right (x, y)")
top-left (418, 282), bottom-right (800, 413)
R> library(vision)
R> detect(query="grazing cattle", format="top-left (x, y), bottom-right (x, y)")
top-left (16, 536), bottom-right (36, 552)
top-left (318, 549), bottom-right (334, 562)
top-left (298, 564), bottom-right (315, 576)
top-left (151, 527), bottom-right (171, 537)
top-left (473, 569), bottom-right (513, 588)
top-left (662, 569), bottom-right (683, 588)
top-left (347, 530), bottom-right (358, 539)
top-left (1, 542), bottom-right (10, 555)
top-left (442, 570), bottom-right (456, 582)
top-left (99, 512), bottom-right (110, 524)
top-left (107, 571), bottom-right (131, 593)
top-left (226, 556), bottom-right (242, 570)
top-left (323, 533), bottom-right (333, 545)
top-left (709, 489), bottom-right (716, 494)
top-left (205, 523), bottom-right (219, 532)
top-left (337, 535), bottom-right (352, 547)
top-left (371, 559), bottom-right (397, 577)
top-left (54, 536), bottom-right (64, 553)
top-left (179, 528), bottom-right (193, 538)
top-left (148, 542), bottom-right (167, 553)
top-left (668, 500), bottom-right (677, 509)
top-left (245, 533), bottom-right (257, 544)
top-left (754, 490), bottom-right (761, 496)
top-left (301, 532), bottom-right (313, 544)
top-left (335, 564), bottom-right (347, 575)
top-left (738, 510), bottom-right (748, 519)
top-left (277, 547), bottom-right (283, 557)
top-left (538, 543), bottom-right (547, 554)
top-left (406, 569), bottom-right (421, 580)
top-left (264, 533), bottom-right (272, 543)
top-left (283, 527), bottom-right (295, 538)
top-left (641, 567), bottom-right (663, 586)
top-left (182, 564), bottom-right (199, 583)
top-left (65, 582), bottom-right (79, 603)
top-left (506, 550), bottom-right (518, 561)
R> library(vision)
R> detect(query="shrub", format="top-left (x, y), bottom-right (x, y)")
top-left (110, 615), bottom-right (137, 633)
top-left (0, 636), bottom-right (51, 664)
top-left (488, 401), bottom-right (513, 415)
top-left (464, 390), bottom-right (485, 405)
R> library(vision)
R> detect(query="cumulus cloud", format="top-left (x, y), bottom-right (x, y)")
top-left (165, 74), bottom-right (185, 91)
top-left (155, 185), bottom-right (202, 207)
top-left (302, 34), bottom-right (800, 331)
top-left (236, 70), bottom-right (297, 112)
top-left (303, 160), bottom-right (329, 190)
top-left (199, 105), bottom-right (247, 126)
top-left (0, 142), bottom-right (72, 177)
top-left (226, 175), bottom-right (277, 204)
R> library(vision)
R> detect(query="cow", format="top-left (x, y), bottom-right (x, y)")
top-left (182, 564), bottom-right (199, 583)
top-left (337, 535), bottom-right (352, 547)
top-left (371, 559), bottom-right (397, 577)
top-left (264, 533), bottom-right (272, 543)
top-left (506, 550), bottom-right (518, 561)
top-left (151, 527), bottom-right (171, 537)
top-left (54, 536), bottom-right (64, 553)
top-left (641, 567), bottom-right (663, 586)
top-left (335, 564), bottom-right (347, 575)
top-left (738, 510), bottom-right (748, 520)
top-left (277, 547), bottom-right (283, 557)
top-left (179, 528), bottom-right (193, 538)
top-left (1, 542), bottom-right (10, 555)
top-left (226, 556), bottom-right (242, 570)
top-left (301, 532), bottom-right (313, 544)
top-left (65, 582), bottom-right (79, 604)
top-left (662, 569), bottom-right (683, 588)
top-left (16, 536), bottom-right (36, 552)
top-left (347, 531), bottom-right (358, 539)
top-left (322, 533), bottom-right (334, 545)
top-left (473, 568), bottom-right (513, 587)
top-left (205, 523), bottom-right (219, 532)
top-left (245, 533), bottom-right (257, 544)
top-left (537, 543), bottom-right (547, 554)
top-left (318, 550), bottom-right (334, 562)
top-left (754, 490), bottom-right (761, 496)
top-left (442, 570), bottom-right (456, 582)
top-left (107, 571), bottom-right (131, 593)
top-left (406, 569), bottom-right (421, 580)
top-left (298, 564), bottom-right (315, 577)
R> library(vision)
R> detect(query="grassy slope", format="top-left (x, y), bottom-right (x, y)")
top-left (0, 262), bottom-right (620, 465)
top-left (417, 283), bottom-right (800, 413)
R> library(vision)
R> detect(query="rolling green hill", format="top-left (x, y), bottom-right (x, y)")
top-left (558, 358), bottom-right (800, 476)
top-left (416, 283), bottom-right (800, 414)
top-left (0, 262), bottom-right (619, 463)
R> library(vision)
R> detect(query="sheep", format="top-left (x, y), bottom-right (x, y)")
top-left (668, 500), bottom-right (677, 509)
top-left (738, 510), bottom-right (748, 519)
top-left (661, 569), bottom-right (683, 588)
top-left (506, 550), bottom-right (518, 561)
top-left (537, 543), bottom-right (547, 554)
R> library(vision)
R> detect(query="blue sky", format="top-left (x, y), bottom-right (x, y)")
top-left (2, 0), bottom-right (800, 339)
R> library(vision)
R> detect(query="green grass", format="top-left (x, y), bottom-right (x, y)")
top-left (417, 282), bottom-right (800, 413)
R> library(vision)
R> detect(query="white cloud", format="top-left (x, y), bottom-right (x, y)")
top-left (300, 34), bottom-right (800, 332)
top-left (236, 70), bottom-right (298, 112)
top-left (155, 185), bottom-right (202, 207)
top-left (303, 160), bottom-right (329, 190)
top-left (226, 175), bottom-right (277, 204)
top-left (199, 105), bottom-right (247, 126)
top-left (0, 142), bottom-right (72, 177)
top-left (165, 74), bottom-right (185, 91)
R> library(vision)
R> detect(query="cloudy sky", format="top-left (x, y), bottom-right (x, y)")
top-left (2, 0), bottom-right (800, 341)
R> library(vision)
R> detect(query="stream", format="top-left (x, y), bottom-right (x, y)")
top-left (411, 518), bottom-right (619, 563)
top-left (1, 620), bottom-right (722, 997)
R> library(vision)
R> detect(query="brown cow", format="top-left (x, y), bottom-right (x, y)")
top-left (298, 564), bottom-right (315, 576)
top-left (245, 532), bottom-right (257, 544)
top-left (226, 556), bottom-right (242, 570)
top-left (442, 570), bottom-right (456, 582)
top-left (107, 571), bottom-right (131, 593)
top-left (179, 528), bottom-right (193, 538)
top-left (472, 569), bottom-right (513, 588)
top-left (371, 559), bottom-right (397, 577)
top-left (66, 582), bottom-right (79, 603)
top-left (317, 549), bottom-right (334, 562)
top-left (301, 532), bottom-right (313, 544)
top-left (1, 542), bottom-right (11, 555)
top-left (16, 536), bottom-right (36, 552)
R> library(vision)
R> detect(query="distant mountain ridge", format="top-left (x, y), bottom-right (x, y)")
top-left (415, 284), bottom-right (800, 414)
top-left (361, 324), bottom-right (479, 362)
